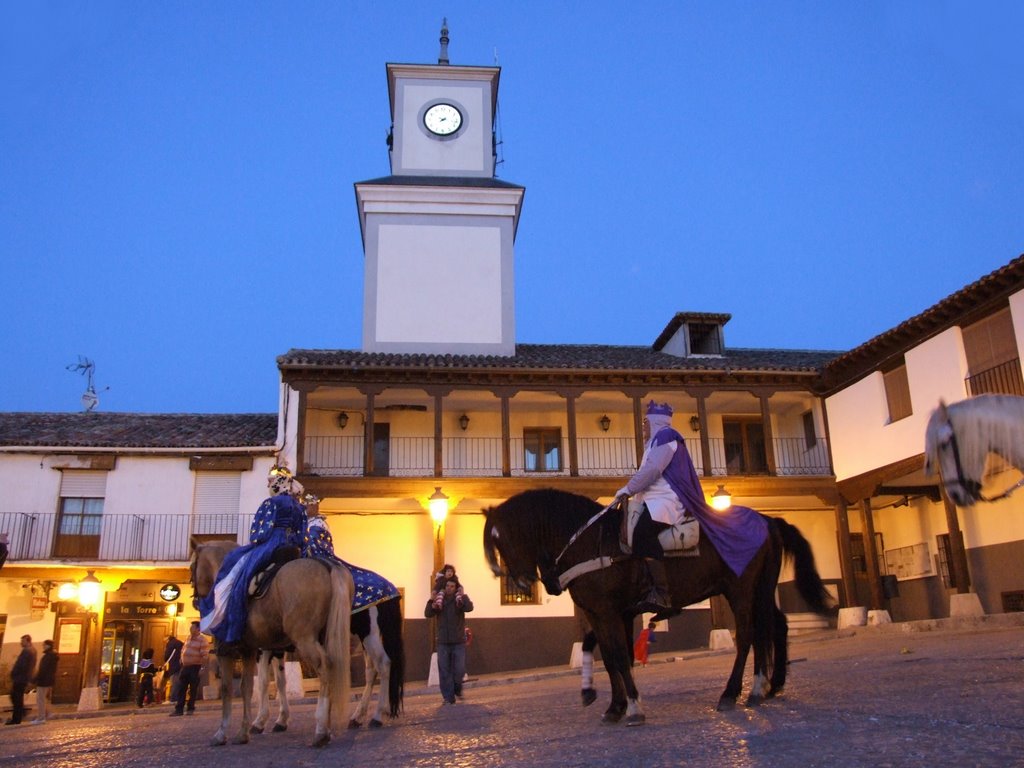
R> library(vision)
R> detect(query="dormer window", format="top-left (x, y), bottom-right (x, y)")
top-left (652, 312), bottom-right (730, 358)
top-left (687, 322), bottom-right (723, 355)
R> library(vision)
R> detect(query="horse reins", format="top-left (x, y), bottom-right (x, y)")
top-left (554, 497), bottom-right (623, 567)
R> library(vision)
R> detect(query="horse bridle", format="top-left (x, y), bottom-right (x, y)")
top-left (939, 419), bottom-right (983, 502)
top-left (938, 416), bottom-right (1024, 503)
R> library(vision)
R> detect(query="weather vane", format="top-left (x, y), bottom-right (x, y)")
top-left (66, 356), bottom-right (109, 412)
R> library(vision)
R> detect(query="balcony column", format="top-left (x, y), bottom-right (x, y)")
top-left (834, 499), bottom-right (857, 607)
top-left (859, 499), bottom-right (884, 610)
top-left (433, 392), bottom-right (444, 477)
top-left (631, 396), bottom-right (644, 467)
top-left (757, 393), bottom-right (778, 475)
top-left (500, 394), bottom-right (511, 477)
top-left (695, 394), bottom-right (711, 476)
top-left (561, 391), bottom-right (579, 477)
top-left (363, 391), bottom-right (377, 476)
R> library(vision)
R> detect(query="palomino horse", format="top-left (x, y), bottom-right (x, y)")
top-left (925, 394), bottom-right (1024, 506)
top-left (251, 593), bottom-right (405, 733)
top-left (484, 489), bottom-right (832, 723)
top-left (190, 541), bottom-right (352, 747)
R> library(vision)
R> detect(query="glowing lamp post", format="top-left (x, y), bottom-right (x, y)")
top-left (74, 570), bottom-right (105, 712)
top-left (711, 485), bottom-right (732, 511)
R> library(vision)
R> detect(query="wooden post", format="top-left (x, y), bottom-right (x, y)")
top-left (859, 499), bottom-right (884, 610)
top-left (942, 493), bottom-right (972, 593)
top-left (834, 499), bottom-right (857, 607)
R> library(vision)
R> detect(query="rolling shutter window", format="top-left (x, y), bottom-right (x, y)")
top-left (59, 471), bottom-right (107, 498)
top-left (192, 472), bottom-right (241, 535)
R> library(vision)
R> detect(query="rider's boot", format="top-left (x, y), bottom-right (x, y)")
top-left (635, 558), bottom-right (672, 615)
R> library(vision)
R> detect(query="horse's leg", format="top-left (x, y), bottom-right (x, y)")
top-left (272, 653), bottom-right (290, 731)
top-left (718, 600), bottom-right (753, 711)
top-left (211, 655), bottom-right (232, 747)
top-left (349, 641), bottom-right (376, 728)
top-left (294, 635), bottom-right (332, 747)
top-left (232, 653), bottom-right (255, 744)
top-left (581, 630), bottom-right (598, 706)
top-left (590, 614), bottom-right (640, 725)
top-left (766, 606), bottom-right (789, 699)
top-left (365, 607), bottom-right (389, 728)
top-left (251, 650), bottom-right (271, 734)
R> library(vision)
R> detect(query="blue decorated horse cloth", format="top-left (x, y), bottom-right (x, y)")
top-left (199, 493), bottom-right (308, 644)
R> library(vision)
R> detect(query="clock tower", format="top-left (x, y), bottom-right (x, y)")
top-left (355, 21), bottom-right (524, 356)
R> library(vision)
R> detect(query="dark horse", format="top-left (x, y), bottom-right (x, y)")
top-left (483, 489), bottom-right (832, 723)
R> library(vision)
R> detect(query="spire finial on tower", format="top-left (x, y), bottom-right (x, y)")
top-left (438, 18), bottom-right (450, 65)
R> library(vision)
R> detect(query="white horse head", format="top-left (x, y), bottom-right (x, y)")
top-left (925, 395), bottom-right (1024, 506)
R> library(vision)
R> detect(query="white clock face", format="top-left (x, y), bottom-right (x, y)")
top-left (423, 103), bottom-right (463, 136)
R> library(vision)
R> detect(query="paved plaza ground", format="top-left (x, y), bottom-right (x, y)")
top-left (3, 615), bottom-right (1023, 767)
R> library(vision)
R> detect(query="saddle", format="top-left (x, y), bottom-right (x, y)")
top-left (620, 498), bottom-right (700, 557)
top-left (248, 545), bottom-right (301, 600)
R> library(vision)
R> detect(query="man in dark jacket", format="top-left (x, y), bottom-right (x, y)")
top-left (31, 640), bottom-right (58, 723)
top-left (6, 635), bottom-right (36, 725)
top-left (162, 633), bottom-right (184, 703)
top-left (424, 576), bottom-right (473, 705)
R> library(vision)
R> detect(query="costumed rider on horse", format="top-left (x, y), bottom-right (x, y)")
top-left (303, 497), bottom-right (401, 611)
top-left (615, 401), bottom-right (688, 617)
top-left (199, 465), bottom-right (309, 650)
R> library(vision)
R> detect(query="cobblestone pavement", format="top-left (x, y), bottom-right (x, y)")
top-left (3, 618), bottom-right (1023, 767)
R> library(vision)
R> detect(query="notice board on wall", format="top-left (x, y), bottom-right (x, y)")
top-left (884, 542), bottom-right (932, 580)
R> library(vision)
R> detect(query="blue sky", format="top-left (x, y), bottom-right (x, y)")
top-left (3, 3), bottom-right (1022, 414)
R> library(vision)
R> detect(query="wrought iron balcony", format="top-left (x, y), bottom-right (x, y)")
top-left (0, 511), bottom-right (252, 564)
top-left (302, 435), bottom-right (832, 478)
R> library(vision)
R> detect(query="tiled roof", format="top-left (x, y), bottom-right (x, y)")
top-left (0, 413), bottom-right (278, 449)
top-left (278, 343), bottom-right (840, 374)
top-left (820, 253), bottom-right (1024, 392)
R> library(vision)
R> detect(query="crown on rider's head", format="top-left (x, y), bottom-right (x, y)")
top-left (645, 401), bottom-right (673, 417)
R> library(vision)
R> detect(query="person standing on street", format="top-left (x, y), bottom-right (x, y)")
top-left (424, 575), bottom-right (473, 705)
top-left (30, 639), bottom-right (58, 724)
top-left (162, 632), bottom-right (183, 704)
top-left (171, 621), bottom-right (209, 716)
top-left (5, 635), bottom-right (36, 725)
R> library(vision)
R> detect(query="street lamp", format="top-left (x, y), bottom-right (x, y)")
top-left (75, 571), bottom-right (105, 712)
top-left (711, 485), bottom-right (732, 511)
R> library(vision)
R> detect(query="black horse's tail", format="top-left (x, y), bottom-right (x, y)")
top-left (775, 517), bottom-right (834, 615)
top-left (379, 596), bottom-right (405, 717)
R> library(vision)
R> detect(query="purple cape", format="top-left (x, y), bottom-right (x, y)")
top-left (654, 428), bottom-right (768, 577)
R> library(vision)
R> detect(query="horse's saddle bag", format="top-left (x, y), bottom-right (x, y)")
top-left (621, 498), bottom-right (700, 557)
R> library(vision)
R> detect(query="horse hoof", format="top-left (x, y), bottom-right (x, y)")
top-left (715, 698), bottom-right (736, 712)
top-left (271, 724), bottom-right (287, 732)
top-left (581, 688), bottom-right (597, 707)
top-left (601, 712), bottom-right (623, 724)
top-left (312, 733), bottom-right (331, 748)
top-left (231, 735), bottom-right (249, 745)
top-left (745, 694), bottom-right (764, 708)
top-left (348, 719), bottom-right (362, 730)
top-left (625, 714), bottom-right (646, 727)
top-left (369, 719), bottom-right (383, 729)
top-left (210, 737), bottom-right (227, 747)
top-left (249, 726), bottom-right (264, 735)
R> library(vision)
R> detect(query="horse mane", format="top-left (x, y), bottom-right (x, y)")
top-left (942, 395), bottom-right (1024, 479)
top-left (483, 488), bottom-right (604, 575)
